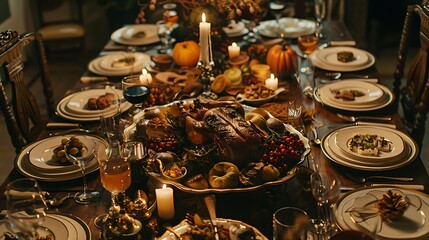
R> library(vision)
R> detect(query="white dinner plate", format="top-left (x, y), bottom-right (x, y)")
top-left (321, 125), bottom-right (418, 171)
top-left (49, 213), bottom-right (91, 240)
top-left (335, 126), bottom-right (405, 160)
top-left (111, 24), bottom-right (160, 45)
top-left (257, 17), bottom-right (316, 38)
top-left (88, 52), bottom-right (150, 76)
top-left (222, 21), bottom-right (249, 37)
top-left (98, 52), bottom-right (150, 72)
top-left (316, 47), bottom-right (369, 67)
top-left (0, 214), bottom-right (69, 240)
top-left (157, 218), bottom-right (268, 240)
top-left (310, 49), bottom-right (376, 72)
top-left (315, 83), bottom-right (394, 112)
top-left (15, 134), bottom-right (108, 181)
top-left (334, 186), bottom-right (429, 240)
top-left (56, 92), bottom-right (132, 122)
top-left (320, 80), bottom-right (384, 105)
top-left (66, 88), bottom-right (123, 115)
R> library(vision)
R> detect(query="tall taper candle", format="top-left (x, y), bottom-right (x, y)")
top-left (199, 13), bottom-right (211, 66)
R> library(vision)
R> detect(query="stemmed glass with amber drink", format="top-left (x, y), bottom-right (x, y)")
top-left (298, 34), bottom-right (318, 75)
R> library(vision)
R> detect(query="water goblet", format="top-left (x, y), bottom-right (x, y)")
top-left (269, 0), bottom-right (286, 37)
top-left (273, 207), bottom-right (309, 240)
top-left (314, 0), bottom-right (327, 39)
top-left (5, 178), bottom-right (52, 239)
top-left (64, 136), bottom-right (100, 204)
top-left (298, 34), bottom-right (318, 75)
top-left (122, 75), bottom-right (151, 118)
top-left (309, 172), bottom-right (341, 237)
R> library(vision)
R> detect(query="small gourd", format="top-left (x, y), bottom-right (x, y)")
top-left (172, 41), bottom-right (200, 67)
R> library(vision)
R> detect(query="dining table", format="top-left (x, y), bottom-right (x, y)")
top-left (1, 18), bottom-right (428, 240)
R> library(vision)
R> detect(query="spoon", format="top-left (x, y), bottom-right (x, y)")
top-left (345, 173), bottom-right (414, 183)
top-left (48, 193), bottom-right (72, 207)
top-left (325, 72), bottom-right (370, 80)
top-left (336, 114), bottom-right (392, 123)
top-left (204, 194), bottom-right (220, 240)
top-left (309, 125), bottom-right (321, 146)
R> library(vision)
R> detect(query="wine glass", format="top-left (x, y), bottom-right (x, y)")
top-left (309, 172), bottom-right (341, 237)
top-left (156, 3), bottom-right (179, 54)
top-left (5, 178), bottom-right (52, 239)
top-left (269, 0), bottom-right (286, 37)
top-left (314, 0), bottom-right (327, 39)
top-left (64, 136), bottom-right (100, 204)
top-left (241, 2), bottom-right (269, 43)
top-left (94, 142), bottom-right (134, 229)
top-left (298, 33), bottom-right (318, 75)
top-left (122, 75), bottom-right (151, 118)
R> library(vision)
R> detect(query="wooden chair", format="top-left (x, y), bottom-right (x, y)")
top-left (0, 30), bottom-right (55, 153)
top-left (393, 2), bottom-right (429, 148)
top-left (34, 0), bottom-right (85, 51)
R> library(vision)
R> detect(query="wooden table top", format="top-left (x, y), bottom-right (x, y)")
top-left (1, 20), bottom-right (428, 239)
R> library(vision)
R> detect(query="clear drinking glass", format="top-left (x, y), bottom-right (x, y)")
top-left (5, 178), bottom-right (52, 240)
top-left (314, 0), bottom-right (327, 39)
top-left (269, 1), bottom-right (286, 37)
top-left (273, 207), bottom-right (309, 240)
top-left (64, 136), bottom-right (100, 204)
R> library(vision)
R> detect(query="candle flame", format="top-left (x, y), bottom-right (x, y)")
top-left (202, 13), bottom-right (206, 22)
top-left (142, 68), bottom-right (147, 75)
top-left (162, 184), bottom-right (167, 189)
top-left (232, 42), bottom-right (237, 47)
top-left (270, 73), bottom-right (275, 79)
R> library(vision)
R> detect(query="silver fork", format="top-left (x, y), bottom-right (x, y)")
top-left (48, 125), bottom-right (100, 136)
top-left (345, 173), bottom-right (413, 183)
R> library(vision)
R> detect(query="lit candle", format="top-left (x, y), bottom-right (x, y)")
top-left (139, 68), bottom-right (152, 85)
top-left (155, 184), bottom-right (175, 219)
top-left (265, 73), bottom-right (278, 90)
top-left (228, 42), bottom-right (240, 59)
top-left (199, 13), bottom-right (211, 66)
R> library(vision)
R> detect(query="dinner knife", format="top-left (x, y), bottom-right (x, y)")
top-left (46, 122), bottom-right (81, 129)
top-left (340, 184), bottom-right (425, 192)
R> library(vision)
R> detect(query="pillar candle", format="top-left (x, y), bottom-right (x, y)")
top-left (228, 42), bottom-right (240, 59)
top-left (265, 73), bottom-right (278, 90)
top-left (139, 68), bottom-right (152, 85)
top-left (199, 13), bottom-right (211, 66)
top-left (155, 184), bottom-right (175, 219)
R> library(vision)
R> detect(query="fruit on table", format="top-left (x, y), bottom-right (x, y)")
top-left (224, 68), bottom-right (242, 85)
top-left (211, 74), bottom-right (231, 94)
top-left (172, 41), bottom-right (200, 67)
top-left (266, 44), bottom-right (297, 78)
top-left (260, 164), bottom-right (280, 182)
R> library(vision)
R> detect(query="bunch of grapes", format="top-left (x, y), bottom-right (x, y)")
top-left (142, 86), bottom-right (174, 108)
top-left (259, 132), bottom-right (305, 175)
top-left (148, 136), bottom-right (179, 154)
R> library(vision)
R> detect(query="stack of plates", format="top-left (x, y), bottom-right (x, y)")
top-left (315, 80), bottom-right (394, 111)
top-left (222, 21), bottom-right (249, 37)
top-left (257, 17), bottom-right (315, 38)
top-left (88, 52), bottom-right (151, 76)
top-left (15, 134), bottom-right (109, 182)
top-left (56, 88), bottom-right (132, 122)
top-left (111, 24), bottom-right (160, 45)
top-left (310, 46), bottom-right (375, 71)
top-left (321, 125), bottom-right (418, 171)
top-left (335, 187), bottom-right (429, 239)
top-left (0, 212), bottom-right (91, 239)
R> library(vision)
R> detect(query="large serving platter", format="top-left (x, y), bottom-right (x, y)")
top-left (124, 99), bottom-right (310, 194)
top-left (157, 218), bottom-right (268, 240)
top-left (257, 17), bottom-right (316, 38)
top-left (334, 186), bottom-right (429, 240)
top-left (56, 88), bottom-right (132, 122)
top-left (310, 47), bottom-right (376, 72)
top-left (111, 24), bottom-right (160, 45)
top-left (15, 134), bottom-right (108, 182)
top-left (314, 80), bottom-right (394, 112)
top-left (321, 125), bottom-right (418, 171)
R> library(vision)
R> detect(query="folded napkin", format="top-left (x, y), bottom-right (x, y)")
top-left (4, 190), bottom-right (48, 199)
top-left (330, 40), bottom-right (356, 47)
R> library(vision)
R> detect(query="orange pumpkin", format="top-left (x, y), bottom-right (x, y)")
top-left (266, 44), bottom-right (298, 78)
top-left (172, 41), bottom-right (200, 67)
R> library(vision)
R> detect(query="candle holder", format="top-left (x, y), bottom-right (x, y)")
top-left (197, 60), bottom-right (215, 92)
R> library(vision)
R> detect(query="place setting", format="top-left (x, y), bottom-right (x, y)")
top-left (310, 46), bottom-right (376, 71)
top-left (222, 20), bottom-right (249, 38)
top-left (111, 24), bottom-right (160, 45)
top-left (320, 124), bottom-right (419, 171)
top-left (257, 17), bottom-right (316, 38)
top-left (88, 51), bottom-right (151, 76)
top-left (314, 79), bottom-right (394, 111)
